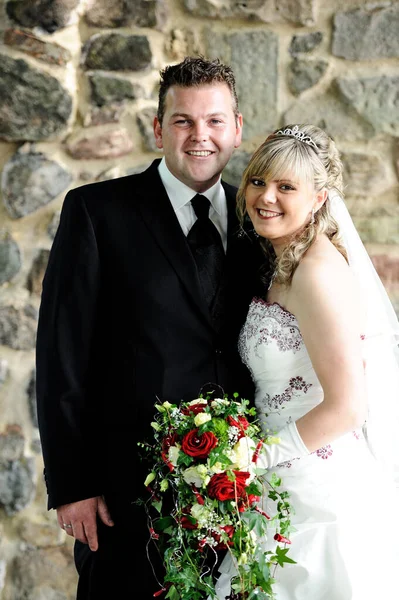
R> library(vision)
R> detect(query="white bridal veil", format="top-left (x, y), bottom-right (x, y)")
top-left (330, 192), bottom-right (399, 485)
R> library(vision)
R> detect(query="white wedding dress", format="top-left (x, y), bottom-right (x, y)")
top-left (215, 297), bottom-right (399, 600)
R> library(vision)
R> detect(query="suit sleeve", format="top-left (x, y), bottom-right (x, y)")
top-left (36, 189), bottom-right (103, 509)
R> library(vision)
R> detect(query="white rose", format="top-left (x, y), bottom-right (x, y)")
top-left (188, 398), bottom-right (208, 406)
top-left (168, 444), bottom-right (181, 466)
top-left (232, 436), bottom-right (256, 470)
top-left (194, 412), bottom-right (211, 426)
top-left (210, 461), bottom-right (225, 473)
top-left (191, 503), bottom-right (211, 526)
top-left (182, 466), bottom-right (203, 488)
top-left (210, 398), bottom-right (230, 408)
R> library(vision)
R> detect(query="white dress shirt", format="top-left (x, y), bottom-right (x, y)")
top-left (158, 157), bottom-right (228, 252)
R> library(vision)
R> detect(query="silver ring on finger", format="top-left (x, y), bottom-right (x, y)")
top-left (63, 523), bottom-right (73, 529)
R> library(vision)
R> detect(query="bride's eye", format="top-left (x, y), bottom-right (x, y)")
top-left (250, 177), bottom-right (265, 187)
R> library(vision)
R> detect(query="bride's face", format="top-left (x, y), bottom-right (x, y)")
top-left (245, 173), bottom-right (324, 255)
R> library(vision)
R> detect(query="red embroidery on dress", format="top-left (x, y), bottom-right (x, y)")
top-left (314, 445), bottom-right (333, 459)
top-left (266, 376), bottom-right (312, 410)
top-left (353, 431), bottom-right (360, 440)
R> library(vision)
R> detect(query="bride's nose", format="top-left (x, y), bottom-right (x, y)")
top-left (261, 184), bottom-right (277, 203)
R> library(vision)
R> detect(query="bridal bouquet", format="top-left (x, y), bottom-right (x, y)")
top-left (139, 393), bottom-right (295, 600)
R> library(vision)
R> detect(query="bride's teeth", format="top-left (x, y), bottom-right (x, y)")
top-left (188, 151), bottom-right (212, 156)
top-left (259, 209), bottom-right (281, 217)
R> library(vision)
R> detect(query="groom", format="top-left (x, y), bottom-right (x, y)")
top-left (36, 56), bottom-right (262, 599)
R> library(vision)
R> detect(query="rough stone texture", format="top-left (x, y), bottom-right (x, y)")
top-left (0, 230), bottom-right (21, 285)
top-left (19, 518), bottom-right (64, 548)
top-left (0, 306), bottom-right (37, 351)
top-left (6, 0), bottom-right (79, 34)
top-left (184, 0), bottom-right (315, 25)
top-left (341, 151), bottom-right (387, 196)
top-left (0, 359), bottom-right (9, 387)
top-left (0, 425), bottom-right (25, 461)
top-left (288, 57), bottom-right (328, 96)
top-left (83, 104), bottom-right (125, 127)
top-left (85, 0), bottom-right (168, 30)
top-left (27, 249), bottom-right (50, 297)
top-left (0, 55), bottom-right (73, 142)
top-left (4, 28), bottom-right (72, 66)
top-left (0, 561), bottom-right (5, 596)
top-left (283, 91), bottom-right (375, 141)
top-left (82, 33), bottom-right (152, 72)
top-left (136, 107), bottom-right (158, 152)
top-left (205, 29), bottom-right (278, 140)
top-left (336, 75), bottom-right (399, 137)
top-left (0, 456), bottom-right (36, 515)
top-left (95, 166), bottom-right (125, 182)
top-left (276, 0), bottom-right (315, 26)
top-left (66, 128), bottom-right (134, 159)
top-left (371, 254), bottom-right (399, 289)
top-left (47, 211), bottom-right (61, 240)
top-left (9, 546), bottom-right (77, 600)
top-left (332, 4), bottom-right (399, 60)
top-left (165, 28), bottom-right (202, 62)
top-left (354, 207), bottom-right (399, 245)
top-left (31, 438), bottom-right (42, 454)
top-left (222, 150), bottom-right (252, 188)
top-left (1, 150), bottom-right (72, 219)
top-left (84, 0), bottom-right (126, 27)
top-left (0, 426), bottom-right (36, 516)
top-left (289, 31), bottom-right (323, 56)
top-left (88, 73), bottom-right (145, 107)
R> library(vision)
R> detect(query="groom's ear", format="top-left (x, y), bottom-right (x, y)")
top-left (153, 117), bottom-right (163, 150)
top-left (234, 113), bottom-right (243, 148)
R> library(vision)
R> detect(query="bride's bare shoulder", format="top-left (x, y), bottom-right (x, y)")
top-left (288, 235), bottom-right (364, 321)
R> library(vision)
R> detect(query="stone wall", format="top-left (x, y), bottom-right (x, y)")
top-left (0, 0), bottom-right (398, 598)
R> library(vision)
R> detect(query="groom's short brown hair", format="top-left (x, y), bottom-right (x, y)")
top-left (157, 56), bottom-right (239, 125)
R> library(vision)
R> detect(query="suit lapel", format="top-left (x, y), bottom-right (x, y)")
top-left (135, 161), bottom-right (213, 327)
top-left (223, 180), bottom-right (241, 256)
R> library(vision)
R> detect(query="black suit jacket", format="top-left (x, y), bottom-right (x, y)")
top-left (36, 159), bottom-right (263, 511)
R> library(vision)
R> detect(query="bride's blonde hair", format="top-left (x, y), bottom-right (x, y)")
top-left (237, 124), bottom-right (348, 286)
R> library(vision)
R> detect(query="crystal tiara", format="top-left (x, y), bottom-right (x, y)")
top-left (275, 125), bottom-right (317, 149)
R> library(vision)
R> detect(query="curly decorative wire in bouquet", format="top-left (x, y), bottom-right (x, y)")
top-left (138, 393), bottom-right (295, 600)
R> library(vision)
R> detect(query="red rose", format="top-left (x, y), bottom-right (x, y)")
top-left (227, 415), bottom-right (250, 439)
top-left (212, 525), bottom-right (235, 550)
top-left (207, 471), bottom-right (250, 501)
top-left (181, 403), bottom-right (207, 415)
top-left (181, 429), bottom-right (218, 459)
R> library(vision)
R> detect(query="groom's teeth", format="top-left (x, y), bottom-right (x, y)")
top-left (259, 209), bottom-right (282, 217)
top-left (187, 151), bottom-right (212, 156)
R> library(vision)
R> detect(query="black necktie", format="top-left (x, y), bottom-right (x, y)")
top-left (187, 194), bottom-right (225, 308)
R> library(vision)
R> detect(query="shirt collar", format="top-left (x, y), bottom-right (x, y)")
top-left (158, 157), bottom-right (225, 215)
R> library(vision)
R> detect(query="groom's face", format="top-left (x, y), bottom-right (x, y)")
top-left (153, 83), bottom-right (243, 193)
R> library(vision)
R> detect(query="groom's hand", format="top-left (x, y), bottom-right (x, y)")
top-left (56, 496), bottom-right (114, 551)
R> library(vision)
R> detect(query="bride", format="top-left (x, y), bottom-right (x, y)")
top-left (215, 124), bottom-right (399, 599)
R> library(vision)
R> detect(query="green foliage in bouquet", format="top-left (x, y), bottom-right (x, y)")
top-left (138, 393), bottom-right (295, 600)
